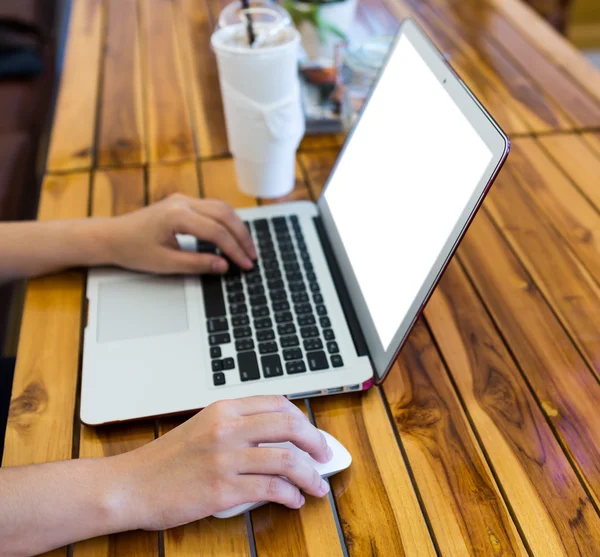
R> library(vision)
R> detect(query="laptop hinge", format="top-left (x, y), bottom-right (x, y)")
top-left (313, 216), bottom-right (369, 358)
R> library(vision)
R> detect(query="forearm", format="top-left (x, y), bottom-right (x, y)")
top-left (0, 457), bottom-right (138, 557)
top-left (0, 219), bottom-right (116, 281)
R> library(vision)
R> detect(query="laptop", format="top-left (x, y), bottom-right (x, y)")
top-left (81, 19), bottom-right (509, 425)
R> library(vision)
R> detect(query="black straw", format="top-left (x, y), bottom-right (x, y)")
top-left (241, 0), bottom-right (256, 46)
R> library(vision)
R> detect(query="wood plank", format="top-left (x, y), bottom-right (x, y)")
top-left (141, 0), bottom-right (196, 163)
top-left (251, 401), bottom-right (345, 557)
top-left (2, 173), bottom-right (90, 557)
top-left (382, 0), bottom-right (536, 136)
top-left (311, 391), bottom-right (437, 556)
top-left (397, 0), bottom-right (575, 134)
top-left (538, 133), bottom-right (600, 213)
top-left (425, 260), bottom-right (600, 554)
top-left (97, 0), bottom-right (146, 168)
top-left (73, 168), bottom-right (158, 557)
top-left (150, 162), bottom-right (251, 557)
top-left (582, 133), bottom-right (600, 158)
top-left (173, 0), bottom-right (229, 159)
top-left (383, 325), bottom-right (526, 556)
top-left (484, 0), bottom-right (600, 106)
top-left (457, 207), bottom-right (600, 509)
top-left (426, 0), bottom-right (600, 129)
top-left (46, 0), bottom-right (104, 172)
top-left (484, 155), bottom-right (600, 375)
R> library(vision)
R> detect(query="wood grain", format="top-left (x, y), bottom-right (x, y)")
top-left (46, 0), bottom-right (104, 172)
top-left (426, 260), bottom-right (600, 554)
top-left (582, 133), bottom-right (600, 158)
top-left (457, 207), bottom-right (600, 509)
top-left (484, 152), bottom-right (600, 375)
top-left (173, 0), bottom-right (229, 159)
top-left (2, 174), bottom-right (90, 557)
top-left (311, 391), bottom-right (436, 556)
top-left (149, 162), bottom-right (252, 557)
top-left (427, 0), bottom-right (600, 129)
top-left (398, 0), bottom-right (574, 134)
top-left (383, 324), bottom-right (525, 556)
top-left (141, 0), bottom-right (196, 163)
top-left (73, 168), bottom-right (158, 557)
top-left (484, 0), bottom-right (600, 107)
top-left (97, 0), bottom-right (146, 168)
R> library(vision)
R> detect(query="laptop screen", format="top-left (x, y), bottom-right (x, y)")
top-left (319, 20), bottom-right (508, 380)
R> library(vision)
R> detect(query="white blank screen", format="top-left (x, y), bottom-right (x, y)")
top-left (324, 34), bottom-right (493, 349)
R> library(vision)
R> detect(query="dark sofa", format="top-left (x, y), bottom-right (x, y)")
top-left (0, 0), bottom-right (63, 348)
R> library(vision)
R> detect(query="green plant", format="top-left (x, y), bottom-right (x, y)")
top-left (282, 0), bottom-right (348, 43)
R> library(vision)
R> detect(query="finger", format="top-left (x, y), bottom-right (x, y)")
top-left (236, 412), bottom-right (332, 464)
top-left (236, 475), bottom-right (305, 509)
top-left (240, 447), bottom-right (329, 498)
top-left (161, 249), bottom-right (229, 275)
top-left (191, 200), bottom-right (257, 261)
top-left (230, 395), bottom-right (308, 421)
top-left (170, 207), bottom-right (253, 270)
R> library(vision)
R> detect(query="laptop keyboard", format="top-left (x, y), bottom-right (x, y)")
top-left (201, 215), bottom-right (344, 387)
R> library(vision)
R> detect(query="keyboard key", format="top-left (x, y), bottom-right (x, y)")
top-left (266, 270), bottom-right (282, 281)
top-left (207, 317), bottom-right (228, 333)
top-left (213, 372), bottom-right (226, 386)
top-left (282, 252), bottom-right (297, 262)
top-left (257, 329), bottom-right (275, 341)
top-left (298, 314), bottom-right (316, 326)
top-left (209, 333), bottom-right (231, 345)
top-left (262, 354), bottom-right (284, 378)
top-left (236, 338), bottom-right (255, 351)
top-left (230, 303), bottom-right (248, 315)
top-left (259, 342), bottom-right (278, 354)
top-left (270, 290), bottom-right (287, 301)
top-left (238, 351), bottom-right (260, 381)
top-left (313, 293), bottom-right (323, 304)
top-left (279, 242), bottom-right (294, 253)
top-left (319, 316), bottom-right (331, 328)
top-left (212, 360), bottom-right (223, 372)
top-left (252, 305), bottom-right (270, 318)
top-left (254, 218), bottom-right (269, 230)
top-left (233, 326), bottom-right (252, 339)
top-left (283, 348), bottom-right (302, 361)
top-left (254, 317), bottom-right (273, 329)
top-left (290, 282), bottom-right (306, 293)
top-left (287, 272), bottom-right (303, 282)
top-left (246, 274), bottom-right (263, 285)
top-left (286, 360), bottom-right (307, 374)
top-left (300, 326), bottom-right (319, 338)
top-left (250, 295), bottom-right (267, 307)
top-left (280, 335), bottom-right (299, 348)
top-left (259, 242), bottom-right (275, 252)
top-left (273, 300), bottom-right (290, 312)
top-left (275, 311), bottom-right (293, 324)
top-left (232, 315), bottom-right (250, 327)
top-left (223, 357), bottom-right (235, 370)
top-left (225, 276), bottom-right (241, 287)
top-left (316, 304), bottom-right (327, 316)
top-left (247, 284), bottom-right (265, 297)
top-left (301, 252), bottom-right (311, 262)
top-left (306, 272), bottom-right (317, 283)
top-left (197, 240), bottom-right (218, 253)
top-left (327, 341), bottom-right (339, 354)
top-left (323, 329), bottom-right (335, 341)
top-left (331, 355), bottom-right (344, 368)
top-left (228, 292), bottom-right (245, 304)
top-left (292, 292), bottom-right (309, 304)
top-left (304, 338), bottom-right (323, 351)
top-left (307, 351), bottom-right (329, 371)
top-left (226, 281), bottom-right (243, 293)
top-left (261, 249), bottom-right (277, 260)
top-left (290, 215), bottom-right (299, 223)
top-left (264, 259), bottom-right (279, 270)
top-left (303, 261), bottom-right (314, 271)
top-left (278, 323), bottom-right (296, 335)
top-left (268, 279), bottom-right (284, 291)
top-left (294, 303), bottom-right (312, 315)
top-left (296, 240), bottom-right (306, 251)
top-left (284, 262), bottom-right (300, 273)
top-left (272, 216), bottom-right (287, 228)
top-left (210, 346), bottom-right (222, 359)
top-left (310, 283), bottom-right (320, 293)
top-left (201, 275), bottom-right (226, 318)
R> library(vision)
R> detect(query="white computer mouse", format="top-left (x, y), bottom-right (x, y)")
top-left (213, 429), bottom-right (351, 518)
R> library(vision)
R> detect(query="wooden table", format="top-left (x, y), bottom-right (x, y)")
top-left (4, 0), bottom-right (600, 555)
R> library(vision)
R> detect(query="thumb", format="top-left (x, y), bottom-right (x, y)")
top-left (163, 249), bottom-right (229, 275)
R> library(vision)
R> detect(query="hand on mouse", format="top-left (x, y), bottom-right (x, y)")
top-left (102, 194), bottom-right (257, 275)
top-left (107, 395), bottom-right (333, 531)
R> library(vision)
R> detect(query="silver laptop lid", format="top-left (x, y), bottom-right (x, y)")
top-left (317, 19), bottom-right (510, 384)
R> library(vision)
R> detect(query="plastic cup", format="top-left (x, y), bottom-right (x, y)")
top-left (212, 22), bottom-right (305, 198)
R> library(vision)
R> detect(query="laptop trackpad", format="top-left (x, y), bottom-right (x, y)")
top-left (97, 276), bottom-right (189, 343)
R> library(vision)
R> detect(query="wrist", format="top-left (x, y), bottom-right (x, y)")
top-left (69, 218), bottom-right (120, 268)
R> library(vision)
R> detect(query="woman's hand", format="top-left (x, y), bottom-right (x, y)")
top-left (104, 194), bottom-right (257, 275)
top-left (111, 396), bottom-right (333, 531)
